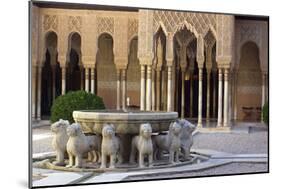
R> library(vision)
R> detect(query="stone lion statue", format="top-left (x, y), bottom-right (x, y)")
top-left (153, 121), bottom-right (182, 163)
top-left (100, 124), bottom-right (122, 169)
top-left (66, 123), bottom-right (101, 168)
top-left (50, 119), bottom-right (70, 166)
top-left (179, 119), bottom-right (196, 160)
top-left (130, 123), bottom-right (153, 168)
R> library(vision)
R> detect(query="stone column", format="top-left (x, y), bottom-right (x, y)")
top-left (85, 67), bottom-right (89, 92)
top-left (181, 69), bottom-right (185, 118)
top-left (206, 69), bottom-right (211, 121)
top-left (61, 66), bottom-right (66, 95)
top-left (156, 68), bottom-right (161, 111)
top-left (146, 65), bottom-right (152, 111)
top-left (233, 71), bottom-right (238, 120)
top-left (151, 67), bottom-right (155, 111)
top-left (189, 70), bottom-right (193, 118)
top-left (52, 65), bottom-right (56, 102)
top-left (140, 65), bottom-right (146, 111)
top-left (197, 68), bottom-right (203, 127)
top-left (90, 67), bottom-right (95, 94)
top-left (167, 65), bottom-right (172, 111)
top-left (223, 68), bottom-right (229, 127)
top-left (116, 69), bottom-right (121, 110)
top-left (36, 65), bottom-right (42, 120)
top-left (217, 68), bottom-right (223, 127)
top-left (32, 65), bottom-right (37, 119)
top-left (122, 69), bottom-right (127, 110)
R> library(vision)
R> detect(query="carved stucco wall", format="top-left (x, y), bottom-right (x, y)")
top-left (235, 19), bottom-right (268, 73)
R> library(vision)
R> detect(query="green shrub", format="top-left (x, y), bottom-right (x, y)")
top-left (50, 90), bottom-right (105, 123)
top-left (262, 102), bottom-right (269, 125)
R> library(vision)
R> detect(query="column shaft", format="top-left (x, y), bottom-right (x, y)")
top-left (223, 68), bottom-right (229, 127)
top-left (122, 69), bottom-right (127, 110)
top-left (116, 69), bottom-right (121, 110)
top-left (151, 68), bottom-right (155, 111)
top-left (61, 66), bottom-right (66, 95)
top-left (181, 70), bottom-right (185, 118)
top-left (217, 68), bottom-right (223, 127)
top-left (167, 66), bottom-right (172, 111)
top-left (212, 69), bottom-right (217, 118)
top-left (36, 66), bottom-right (42, 120)
top-left (197, 68), bottom-right (203, 127)
top-left (146, 65), bottom-right (152, 111)
top-left (140, 65), bottom-right (146, 110)
top-left (85, 68), bottom-right (89, 92)
top-left (156, 69), bottom-right (161, 111)
top-left (90, 68), bottom-right (95, 94)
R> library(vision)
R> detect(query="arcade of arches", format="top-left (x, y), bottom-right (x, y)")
top-left (31, 5), bottom-right (269, 128)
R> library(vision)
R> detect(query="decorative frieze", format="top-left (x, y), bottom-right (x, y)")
top-left (97, 17), bottom-right (114, 35)
top-left (68, 16), bottom-right (82, 32)
top-left (43, 14), bottom-right (58, 31)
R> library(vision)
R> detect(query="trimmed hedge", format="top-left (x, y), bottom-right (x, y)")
top-left (262, 102), bottom-right (269, 125)
top-left (50, 90), bottom-right (105, 123)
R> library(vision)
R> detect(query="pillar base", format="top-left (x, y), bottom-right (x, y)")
top-left (197, 122), bottom-right (203, 128)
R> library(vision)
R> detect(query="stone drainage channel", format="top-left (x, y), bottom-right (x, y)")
top-left (32, 149), bottom-right (268, 187)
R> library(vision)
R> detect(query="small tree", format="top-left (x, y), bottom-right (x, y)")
top-left (262, 102), bottom-right (269, 125)
top-left (50, 90), bottom-right (105, 123)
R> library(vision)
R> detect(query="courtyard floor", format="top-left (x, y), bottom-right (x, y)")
top-left (31, 120), bottom-right (268, 186)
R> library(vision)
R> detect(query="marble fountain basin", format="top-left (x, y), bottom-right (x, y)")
top-left (73, 110), bottom-right (178, 134)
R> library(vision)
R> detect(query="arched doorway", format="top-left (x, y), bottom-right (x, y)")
top-left (237, 41), bottom-right (262, 121)
top-left (66, 32), bottom-right (82, 92)
top-left (41, 31), bottom-right (60, 117)
top-left (127, 37), bottom-right (140, 108)
top-left (96, 33), bottom-right (116, 109)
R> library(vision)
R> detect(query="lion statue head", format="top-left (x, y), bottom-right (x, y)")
top-left (51, 119), bottom-right (70, 133)
top-left (169, 120), bottom-right (182, 136)
top-left (67, 123), bottom-right (83, 137)
top-left (140, 123), bottom-right (152, 139)
top-left (102, 124), bottom-right (115, 138)
top-left (179, 119), bottom-right (196, 136)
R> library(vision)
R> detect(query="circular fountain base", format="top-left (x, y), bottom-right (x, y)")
top-left (73, 110), bottom-right (178, 134)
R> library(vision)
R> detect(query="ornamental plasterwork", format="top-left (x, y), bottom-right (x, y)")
top-left (204, 30), bottom-right (216, 49)
top-left (43, 14), bottom-right (58, 31)
top-left (128, 18), bottom-right (138, 41)
top-left (239, 23), bottom-right (261, 48)
top-left (97, 17), bottom-right (114, 36)
top-left (153, 10), bottom-right (216, 36)
top-left (68, 16), bottom-right (82, 32)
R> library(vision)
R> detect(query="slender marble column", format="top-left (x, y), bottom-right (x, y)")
top-left (217, 68), bottom-right (223, 127)
top-left (146, 65), bottom-right (152, 111)
top-left (85, 68), bottom-right (89, 92)
top-left (116, 69), bottom-right (121, 110)
top-left (167, 65), bottom-right (172, 111)
top-left (52, 65), bottom-right (56, 102)
top-left (80, 67), bottom-right (84, 90)
top-left (122, 69), bottom-right (127, 110)
top-left (181, 70), bottom-right (185, 118)
top-left (197, 68), bottom-right (203, 127)
top-left (206, 69), bottom-right (211, 121)
top-left (156, 68), bottom-right (161, 111)
top-left (140, 65), bottom-right (146, 110)
top-left (32, 66), bottom-right (37, 119)
top-left (151, 68), bottom-right (155, 111)
top-left (90, 67), bottom-right (95, 94)
top-left (189, 70), bottom-right (193, 118)
top-left (223, 68), bottom-right (229, 127)
top-left (61, 66), bottom-right (66, 95)
top-left (233, 71), bottom-right (238, 120)
top-left (37, 66), bottom-right (42, 120)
